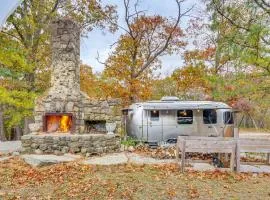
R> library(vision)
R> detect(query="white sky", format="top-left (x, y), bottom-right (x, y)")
top-left (80, 0), bottom-right (203, 75)
top-left (0, 0), bottom-right (23, 28)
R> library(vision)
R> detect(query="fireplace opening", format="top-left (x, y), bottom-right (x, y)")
top-left (44, 114), bottom-right (73, 133)
top-left (85, 120), bottom-right (106, 134)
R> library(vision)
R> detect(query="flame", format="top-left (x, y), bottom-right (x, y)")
top-left (46, 115), bottom-right (72, 133)
top-left (59, 115), bottom-right (72, 132)
top-left (47, 116), bottom-right (60, 133)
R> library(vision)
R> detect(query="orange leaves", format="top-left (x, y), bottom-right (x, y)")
top-left (184, 47), bottom-right (216, 64)
top-left (103, 13), bottom-right (186, 104)
top-left (187, 184), bottom-right (199, 199)
top-left (172, 64), bottom-right (209, 95)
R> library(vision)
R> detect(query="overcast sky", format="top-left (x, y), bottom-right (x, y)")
top-left (80, 0), bottom-right (201, 75)
top-left (0, 0), bottom-right (203, 76)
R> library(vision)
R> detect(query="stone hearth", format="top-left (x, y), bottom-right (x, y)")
top-left (21, 18), bottom-right (121, 155)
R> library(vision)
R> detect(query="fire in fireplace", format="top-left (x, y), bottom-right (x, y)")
top-left (44, 113), bottom-right (73, 133)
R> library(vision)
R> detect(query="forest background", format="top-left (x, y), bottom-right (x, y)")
top-left (0, 0), bottom-right (269, 140)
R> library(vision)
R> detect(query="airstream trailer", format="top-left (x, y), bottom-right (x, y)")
top-left (122, 96), bottom-right (235, 144)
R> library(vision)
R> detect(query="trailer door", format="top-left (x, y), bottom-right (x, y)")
top-left (147, 110), bottom-right (162, 142)
top-left (200, 109), bottom-right (219, 137)
top-left (223, 111), bottom-right (234, 137)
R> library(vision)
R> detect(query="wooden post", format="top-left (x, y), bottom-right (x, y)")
top-left (176, 138), bottom-right (180, 164)
top-left (181, 140), bottom-right (186, 173)
top-left (234, 127), bottom-right (239, 139)
top-left (230, 145), bottom-right (235, 172)
top-left (267, 153), bottom-right (270, 165)
top-left (235, 140), bottom-right (240, 172)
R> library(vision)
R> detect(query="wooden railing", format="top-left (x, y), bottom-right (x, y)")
top-left (236, 138), bottom-right (270, 172)
top-left (176, 136), bottom-right (270, 173)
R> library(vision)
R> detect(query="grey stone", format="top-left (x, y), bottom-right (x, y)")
top-left (83, 153), bottom-right (128, 165)
top-left (0, 141), bottom-right (22, 154)
top-left (61, 146), bottom-right (69, 153)
top-left (81, 148), bottom-right (87, 154)
top-left (34, 149), bottom-right (44, 155)
top-left (70, 147), bottom-right (80, 153)
top-left (21, 147), bottom-right (31, 153)
top-left (12, 151), bottom-right (20, 156)
top-left (188, 163), bottom-right (216, 171)
top-left (39, 144), bottom-right (48, 151)
top-left (71, 137), bottom-right (79, 142)
top-left (127, 153), bottom-right (176, 165)
top-left (240, 164), bottom-right (270, 173)
top-left (54, 150), bottom-right (63, 156)
top-left (22, 154), bottom-right (76, 167)
top-left (0, 156), bottom-right (12, 162)
top-left (31, 143), bottom-right (39, 149)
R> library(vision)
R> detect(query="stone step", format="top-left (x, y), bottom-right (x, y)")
top-left (21, 154), bottom-right (77, 167)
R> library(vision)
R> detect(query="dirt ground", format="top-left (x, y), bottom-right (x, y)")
top-left (1, 158), bottom-right (270, 200)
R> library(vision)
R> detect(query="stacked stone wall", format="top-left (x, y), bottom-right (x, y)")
top-left (21, 134), bottom-right (121, 155)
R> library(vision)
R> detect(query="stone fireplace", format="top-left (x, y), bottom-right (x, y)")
top-left (21, 19), bottom-right (121, 155)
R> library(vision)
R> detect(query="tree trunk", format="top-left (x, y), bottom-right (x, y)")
top-left (23, 117), bottom-right (33, 135)
top-left (0, 110), bottom-right (6, 141)
top-left (14, 126), bottom-right (22, 140)
top-left (129, 80), bottom-right (137, 104)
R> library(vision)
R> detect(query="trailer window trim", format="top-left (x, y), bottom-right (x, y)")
top-left (150, 110), bottom-right (159, 121)
top-left (177, 110), bottom-right (193, 124)
top-left (203, 109), bottom-right (217, 124)
top-left (224, 111), bottom-right (234, 124)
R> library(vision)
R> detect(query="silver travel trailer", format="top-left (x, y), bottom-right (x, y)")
top-left (122, 96), bottom-right (235, 143)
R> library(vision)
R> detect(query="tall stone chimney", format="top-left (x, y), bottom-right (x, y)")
top-left (49, 19), bottom-right (81, 99)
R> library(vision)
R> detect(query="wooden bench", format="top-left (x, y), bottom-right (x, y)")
top-left (176, 136), bottom-right (237, 172)
top-left (235, 138), bottom-right (270, 171)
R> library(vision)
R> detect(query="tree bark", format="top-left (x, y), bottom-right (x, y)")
top-left (0, 110), bottom-right (7, 141)
top-left (14, 126), bottom-right (22, 140)
top-left (23, 117), bottom-right (33, 135)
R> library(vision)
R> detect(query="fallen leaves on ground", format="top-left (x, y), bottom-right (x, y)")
top-left (0, 158), bottom-right (270, 199)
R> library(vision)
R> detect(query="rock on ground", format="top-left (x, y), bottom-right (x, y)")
top-left (127, 153), bottom-right (176, 165)
top-left (187, 163), bottom-right (216, 171)
top-left (21, 154), bottom-right (76, 167)
top-left (240, 164), bottom-right (270, 173)
top-left (186, 162), bottom-right (270, 173)
top-left (83, 153), bottom-right (176, 166)
top-left (83, 153), bottom-right (128, 165)
top-left (0, 156), bottom-right (12, 162)
top-left (0, 141), bottom-right (22, 154)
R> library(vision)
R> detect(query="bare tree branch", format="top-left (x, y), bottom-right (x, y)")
top-left (134, 0), bottom-right (194, 78)
top-left (254, 0), bottom-right (270, 15)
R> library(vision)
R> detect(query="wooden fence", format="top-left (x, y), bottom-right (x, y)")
top-left (176, 136), bottom-right (236, 172)
top-left (176, 136), bottom-right (270, 173)
top-left (236, 138), bottom-right (270, 172)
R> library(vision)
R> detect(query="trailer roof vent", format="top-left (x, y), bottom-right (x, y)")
top-left (160, 96), bottom-right (180, 101)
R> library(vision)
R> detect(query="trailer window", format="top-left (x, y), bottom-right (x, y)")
top-left (177, 110), bottom-right (193, 124)
top-left (203, 109), bottom-right (217, 124)
top-left (224, 111), bottom-right (234, 124)
top-left (150, 110), bottom-right (159, 121)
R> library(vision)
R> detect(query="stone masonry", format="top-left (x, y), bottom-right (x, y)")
top-left (21, 134), bottom-right (120, 155)
top-left (27, 18), bottom-right (121, 135)
top-left (21, 18), bottom-right (121, 155)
